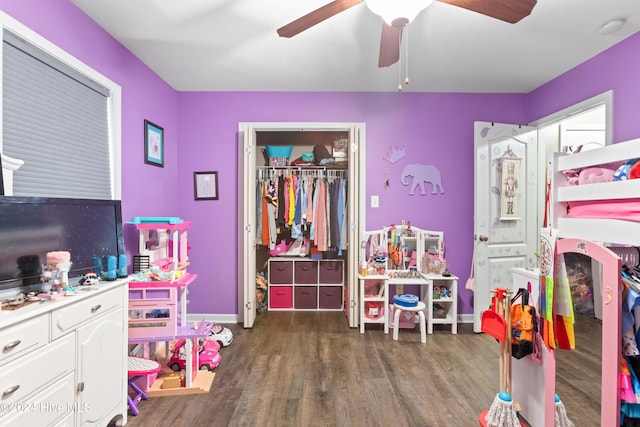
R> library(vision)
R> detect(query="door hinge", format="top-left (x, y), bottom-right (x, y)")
top-left (350, 299), bottom-right (357, 308)
top-left (245, 224), bottom-right (252, 232)
top-left (245, 302), bottom-right (252, 309)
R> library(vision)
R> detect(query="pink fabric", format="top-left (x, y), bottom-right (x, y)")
top-left (569, 198), bottom-right (640, 221)
top-left (315, 180), bottom-right (327, 251)
top-left (306, 178), bottom-right (314, 222)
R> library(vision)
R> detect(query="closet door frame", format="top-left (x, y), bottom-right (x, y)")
top-left (238, 122), bottom-right (366, 328)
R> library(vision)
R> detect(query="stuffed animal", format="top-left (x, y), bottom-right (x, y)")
top-left (563, 161), bottom-right (623, 185)
top-left (256, 273), bottom-right (268, 313)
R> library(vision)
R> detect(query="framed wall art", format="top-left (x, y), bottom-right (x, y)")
top-left (144, 119), bottom-right (164, 167)
top-left (194, 171), bottom-right (219, 200)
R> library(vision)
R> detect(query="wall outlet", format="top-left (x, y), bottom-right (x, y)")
top-left (371, 195), bottom-right (379, 208)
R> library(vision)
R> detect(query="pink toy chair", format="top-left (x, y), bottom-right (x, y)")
top-left (127, 356), bottom-right (161, 416)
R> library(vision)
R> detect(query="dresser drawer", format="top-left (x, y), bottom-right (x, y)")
top-left (294, 286), bottom-right (317, 309)
top-left (269, 286), bottom-right (293, 309)
top-left (319, 286), bottom-right (343, 309)
top-left (51, 286), bottom-right (123, 339)
top-left (319, 260), bottom-right (343, 284)
top-left (0, 372), bottom-right (74, 426)
top-left (269, 260), bottom-right (293, 284)
top-left (0, 332), bottom-right (74, 405)
top-left (294, 261), bottom-right (318, 284)
top-left (0, 313), bottom-right (48, 367)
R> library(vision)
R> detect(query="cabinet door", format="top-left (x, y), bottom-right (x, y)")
top-left (76, 308), bottom-right (125, 426)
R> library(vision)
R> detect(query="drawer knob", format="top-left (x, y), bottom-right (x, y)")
top-left (90, 304), bottom-right (102, 313)
top-left (2, 384), bottom-right (20, 398)
top-left (3, 340), bottom-right (21, 351)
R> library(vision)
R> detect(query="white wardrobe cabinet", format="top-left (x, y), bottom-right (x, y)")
top-left (0, 279), bottom-right (129, 427)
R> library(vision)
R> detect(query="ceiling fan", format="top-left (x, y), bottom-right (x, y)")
top-left (277, 0), bottom-right (537, 68)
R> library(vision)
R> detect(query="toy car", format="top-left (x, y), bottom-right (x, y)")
top-left (207, 323), bottom-right (233, 347)
top-left (168, 338), bottom-right (221, 372)
top-left (79, 272), bottom-right (101, 286)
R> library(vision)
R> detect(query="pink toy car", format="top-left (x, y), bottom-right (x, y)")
top-left (168, 338), bottom-right (221, 372)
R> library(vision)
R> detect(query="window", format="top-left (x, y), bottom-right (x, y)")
top-left (0, 13), bottom-right (121, 200)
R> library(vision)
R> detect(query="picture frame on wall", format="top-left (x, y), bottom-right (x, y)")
top-left (144, 119), bottom-right (164, 167)
top-left (194, 171), bottom-right (219, 200)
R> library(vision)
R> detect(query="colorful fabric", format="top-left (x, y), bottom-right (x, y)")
top-left (553, 254), bottom-right (575, 350)
top-left (538, 227), bottom-right (576, 351)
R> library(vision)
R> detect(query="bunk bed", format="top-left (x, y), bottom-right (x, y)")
top-left (548, 137), bottom-right (640, 426)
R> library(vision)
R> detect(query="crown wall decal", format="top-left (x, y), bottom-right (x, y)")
top-left (384, 145), bottom-right (406, 164)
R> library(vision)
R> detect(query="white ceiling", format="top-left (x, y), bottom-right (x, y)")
top-left (71, 0), bottom-right (640, 93)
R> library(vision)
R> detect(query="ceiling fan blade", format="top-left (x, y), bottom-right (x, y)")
top-left (378, 22), bottom-right (404, 68)
top-left (277, 0), bottom-right (363, 38)
top-left (437, 0), bottom-right (537, 23)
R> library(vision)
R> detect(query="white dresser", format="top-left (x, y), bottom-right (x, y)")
top-left (0, 279), bottom-right (129, 426)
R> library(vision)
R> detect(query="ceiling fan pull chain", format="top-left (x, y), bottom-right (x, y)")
top-left (397, 26), bottom-right (403, 92)
top-left (405, 23), bottom-right (410, 86)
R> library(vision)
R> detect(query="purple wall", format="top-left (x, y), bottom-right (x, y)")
top-left (0, 0), bottom-right (180, 257)
top-left (177, 92), bottom-right (527, 315)
top-left (3, 1), bottom-right (640, 318)
top-left (526, 32), bottom-right (640, 143)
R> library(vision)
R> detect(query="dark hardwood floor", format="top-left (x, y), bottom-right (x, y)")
top-left (123, 312), bottom-right (601, 427)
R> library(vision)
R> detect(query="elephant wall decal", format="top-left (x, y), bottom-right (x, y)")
top-left (401, 164), bottom-right (445, 195)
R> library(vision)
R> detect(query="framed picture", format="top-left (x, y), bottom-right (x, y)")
top-left (500, 157), bottom-right (522, 221)
top-left (144, 119), bottom-right (164, 167)
top-left (194, 171), bottom-right (219, 200)
top-left (333, 137), bottom-right (348, 158)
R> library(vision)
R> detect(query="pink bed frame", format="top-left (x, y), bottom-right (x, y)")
top-left (553, 238), bottom-right (621, 427)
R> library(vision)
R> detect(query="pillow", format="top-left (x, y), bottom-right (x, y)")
top-left (578, 166), bottom-right (616, 185)
top-left (614, 159), bottom-right (640, 181)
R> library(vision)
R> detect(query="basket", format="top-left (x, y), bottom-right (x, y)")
top-left (269, 156), bottom-right (289, 167)
top-left (266, 145), bottom-right (293, 160)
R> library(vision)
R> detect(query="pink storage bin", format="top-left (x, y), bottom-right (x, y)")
top-left (269, 286), bottom-right (293, 309)
top-left (388, 304), bottom-right (416, 329)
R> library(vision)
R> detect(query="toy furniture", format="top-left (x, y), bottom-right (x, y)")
top-left (128, 219), bottom-right (214, 395)
top-left (359, 223), bottom-right (457, 335)
top-left (540, 138), bottom-right (640, 426)
top-left (127, 357), bottom-right (162, 416)
top-left (392, 301), bottom-right (427, 343)
top-left (0, 278), bottom-right (129, 427)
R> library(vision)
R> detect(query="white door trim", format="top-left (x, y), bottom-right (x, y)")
top-left (237, 122), bottom-right (366, 328)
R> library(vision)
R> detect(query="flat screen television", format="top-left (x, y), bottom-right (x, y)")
top-left (0, 196), bottom-right (124, 294)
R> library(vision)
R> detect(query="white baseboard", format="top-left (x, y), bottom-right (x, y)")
top-left (187, 313), bottom-right (240, 324)
top-left (187, 312), bottom-right (474, 326)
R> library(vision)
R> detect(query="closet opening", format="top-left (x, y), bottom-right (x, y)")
top-left (238, 122), bottom-right (365, 329)
top-left (255, 131), bottom-right (349, 315)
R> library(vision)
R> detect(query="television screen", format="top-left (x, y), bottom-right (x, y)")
top-left (0, 196), bottom-right (124, 292)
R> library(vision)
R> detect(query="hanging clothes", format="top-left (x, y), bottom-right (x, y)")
top-left (256, 167), bottom-right (347, 254)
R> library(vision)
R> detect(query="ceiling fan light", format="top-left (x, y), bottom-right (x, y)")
top-left (365, 0), bottom-right (434, 25)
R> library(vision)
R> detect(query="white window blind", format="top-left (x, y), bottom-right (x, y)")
top-left (2, 30), bottom-right (112, 199)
